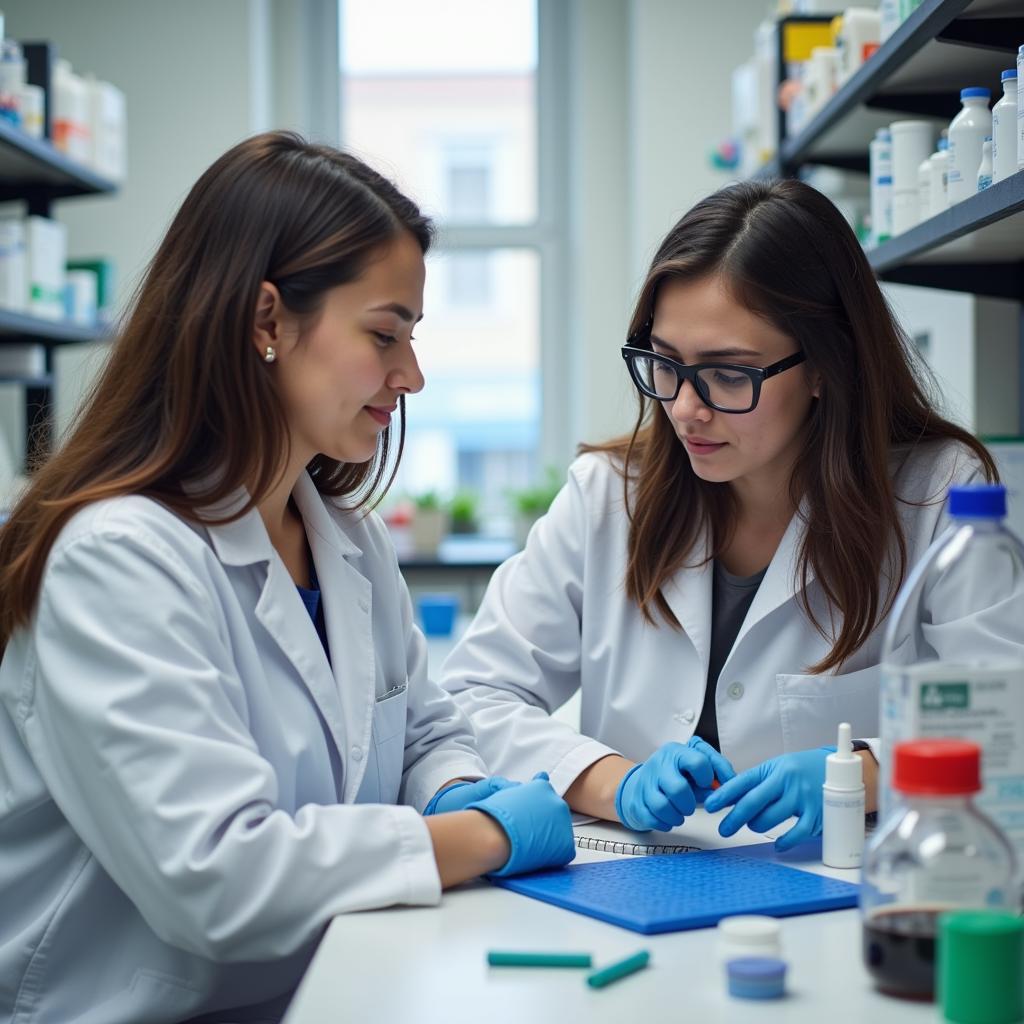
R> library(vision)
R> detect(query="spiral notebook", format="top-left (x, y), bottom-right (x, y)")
top-left (571, 812), bottom-right (782, 857)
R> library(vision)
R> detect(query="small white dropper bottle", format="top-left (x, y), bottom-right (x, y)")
top-left (822, 722), bottom-right (865, 869)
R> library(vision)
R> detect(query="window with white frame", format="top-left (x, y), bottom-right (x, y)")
top-left (339, 0), bottom-right (563, 533)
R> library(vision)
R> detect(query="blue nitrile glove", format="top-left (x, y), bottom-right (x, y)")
top-left (615, 737), bottom-right (737, 832)
top-left (703, 746), bottom-right (834, 851)
top-left (423, 777), bottom-right (519, 816)
top-left (466, 772), bottom-right (576, 877)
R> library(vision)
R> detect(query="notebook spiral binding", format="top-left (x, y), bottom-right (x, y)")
top-left (575, 835), bottom-right (703, 856)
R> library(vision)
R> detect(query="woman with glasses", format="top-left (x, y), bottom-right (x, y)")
top-left (441, 177), bottom-right (1015, 848)
top-left (0, 133), bottom-right (574, 1024)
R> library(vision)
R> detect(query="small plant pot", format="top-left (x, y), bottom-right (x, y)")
top-left (411, 508), bottom-right (448, 555)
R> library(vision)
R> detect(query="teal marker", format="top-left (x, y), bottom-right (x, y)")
top-left (487, 951), bottom-right (593, 968)
top-left (586, 950), bottom-right (650, 989)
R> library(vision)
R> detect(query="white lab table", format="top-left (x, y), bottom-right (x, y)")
top-left (283, 816), bottom-right (936, 1023)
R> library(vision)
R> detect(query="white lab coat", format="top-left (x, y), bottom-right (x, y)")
top-left (442, 440), bottom-right (1022, 793)
top-left (0, 471), bottom-right (486, 1024)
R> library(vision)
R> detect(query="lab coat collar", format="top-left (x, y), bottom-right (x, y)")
top-left (289, 472), bottom-right (362, 560)
top-left (194, 472), bottom-right (362, 567)
top-left (661, 523), bottom-right (714, 679)
top-left (659, 504), bottom-right (819, 674)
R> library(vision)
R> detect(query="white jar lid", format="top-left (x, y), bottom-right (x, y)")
top-left (718, 915), bottom-right (782, 945)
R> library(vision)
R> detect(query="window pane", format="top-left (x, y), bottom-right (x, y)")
top-left (340, 0), bottom-right (538, 225)
top-left (395, 248), bottom-right (540, 527)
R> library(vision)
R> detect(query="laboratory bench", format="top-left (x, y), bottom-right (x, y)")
top-left (283, 815), bottom-right (935, 1024)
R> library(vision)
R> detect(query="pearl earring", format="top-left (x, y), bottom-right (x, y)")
top-left (264, 346), bottom-right (276, 363)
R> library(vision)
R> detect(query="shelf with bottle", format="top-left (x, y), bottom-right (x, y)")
top-left (0, 114), bottom-right (117, 200)
top-left (867, 169), bottom-right (1024, 298)
top-left (774, 0), bottom-right (1020, 174)
top-left (0, 306), bottom-right (108, 344)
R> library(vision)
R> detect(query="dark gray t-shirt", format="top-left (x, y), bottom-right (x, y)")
top-left (695, 560), bottom-right (768, 751)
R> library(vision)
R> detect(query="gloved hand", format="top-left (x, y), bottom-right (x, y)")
top-left (423, 777), bottom-right (519, 816)
top-left (466, 772), bottom-right (576, 877)
top-left (703, 746), bottom-right (833, 851)
top-left (615, 737), bottom-right (737, 832)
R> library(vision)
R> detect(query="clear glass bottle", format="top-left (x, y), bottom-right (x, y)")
top-left (879, 484), bottom-right (1024, 872)
top-left (861, 739), bottom-right (1016, 1001)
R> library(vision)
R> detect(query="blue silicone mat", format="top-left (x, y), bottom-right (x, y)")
top-left (493, 848), bottom-right (860, 934)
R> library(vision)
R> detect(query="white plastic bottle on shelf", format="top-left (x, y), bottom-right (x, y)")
top-left (991, 69), bottom-right (1017, 183)
top-left (947, 87), bottom-right (991, 204)
top-left (928, 136), bottom-right (949, 214)
top-left (869, 128), bottom-right (893, 245)
top-left (0, 39), bottom-right (25, 128)
top-left (879, 484), bottom-right (1024, 884)
top-left (879, 0), bottom-right (900, 43)
top-left (976, 137), bottom-right (993, 191)
top-left (1019, 46), bottom-right (1024, 171)
top-left (916, 152), bottom-right (932, 221)
top-left (53, 59), bottom-right (92, 166)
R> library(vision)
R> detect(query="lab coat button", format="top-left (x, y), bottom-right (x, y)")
top-left (727, 682), bottom-right (744, 700)
top-left (351, 746), bottom-right (363, 761)
top-left (358, 598), bottom-right (369, 613)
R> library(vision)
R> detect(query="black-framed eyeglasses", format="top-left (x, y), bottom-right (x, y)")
top-left (621, 324), bottom-right (807, 414)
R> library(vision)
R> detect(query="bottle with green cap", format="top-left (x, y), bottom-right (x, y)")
top-left (861, 739), bottom-right (1016, 1001)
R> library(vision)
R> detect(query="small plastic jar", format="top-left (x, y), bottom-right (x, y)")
top-left (717, 915), bottom-right (782, 964)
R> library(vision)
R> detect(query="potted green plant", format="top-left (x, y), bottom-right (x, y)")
top-left (447, 490), bottom-right (479, 535)
top-left (508, 467), bottom-right (563, 548)
top-left (410, 490), bottom-right (448, 555)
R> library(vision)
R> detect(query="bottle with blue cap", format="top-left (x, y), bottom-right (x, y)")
top-left (947, 87), bottom-right (991, 204)
top-left (879, 484), bottom-right (1024, 889)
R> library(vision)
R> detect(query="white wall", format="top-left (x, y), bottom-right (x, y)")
top-left (884, 283), bottom-right (1021, 436)
top-left (567, 0), bottom-right (769, 449)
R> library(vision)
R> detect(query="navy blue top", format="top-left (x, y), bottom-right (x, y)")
top-left (295, 556), bottom-right (330, 663)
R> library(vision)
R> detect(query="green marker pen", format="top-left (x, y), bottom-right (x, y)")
top-left (487, 951), bottom-right (593, 968)
top-left (586, 950), bottom-right (650, 988)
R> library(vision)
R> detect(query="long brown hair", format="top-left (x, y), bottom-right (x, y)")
top-left (585, 178), bottom-right (995, 673)
top-left (0, 131), bottom-right (433, 646)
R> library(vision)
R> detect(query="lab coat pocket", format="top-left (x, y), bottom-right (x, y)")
top-left (776, 663), bottom-right (880, 752)
top-left (362, 682), bottom-right (409, 804)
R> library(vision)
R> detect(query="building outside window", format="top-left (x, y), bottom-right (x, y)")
top-left (340, 0), bottom-right (557, 532)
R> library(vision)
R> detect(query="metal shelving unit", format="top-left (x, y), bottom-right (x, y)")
top-left (760, 0), bottom-right (1024, 427)
top-left (776, 0), bottom-right (1022, 175)
top-left (0, 100), bottom-right (117, 468)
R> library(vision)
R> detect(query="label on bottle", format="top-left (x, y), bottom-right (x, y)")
top-left (881, 662), bottom-right (1024, 872)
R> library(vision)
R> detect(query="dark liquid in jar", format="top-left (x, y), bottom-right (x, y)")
top-left (863, 908), bottom-right (941, 1000)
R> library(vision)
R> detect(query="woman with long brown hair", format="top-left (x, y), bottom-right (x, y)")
top-left (0, 132), bottom-right (573, 1024)
top-left (442, 178), bottom-right (1018, 849)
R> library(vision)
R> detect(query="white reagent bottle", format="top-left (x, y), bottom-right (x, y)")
top-left (822, 722), bottom-right (865, 869)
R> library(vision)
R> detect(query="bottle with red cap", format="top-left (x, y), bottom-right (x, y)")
top-left (861, 738), bottom-right (1016, 1001)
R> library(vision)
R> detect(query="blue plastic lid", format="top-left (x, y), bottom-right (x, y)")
top-left (877, 175), bottom-right (892, 184)
top-left (1003, 69), bottom-right (1018, 80)
top-left (938, 138), bottom-right (948, 150)
top-left (948, 485), bottom-right (1007, 518)
top-left (961, 87), bottom-right (991, 100)
top-left (875, 128), bottom-right (891, 139)
top-left (727, 958), bottom-right (787, 980)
